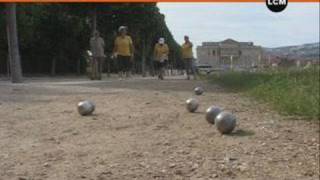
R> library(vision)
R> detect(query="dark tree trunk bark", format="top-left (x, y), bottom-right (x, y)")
top-left (6, 3), bottom-right (23, 82)
top-left (7, 55), bottom-right (10, 78)
top-left (6, 3), bottom-right (23, 83)
top-left (141, 38), bottom-right (146, 77)
top-left (51, 58), bottom-right (56, 76)
top-left (76, 58), bottom-right (81, 75)
top-left (92, 7), bottom-right (97, 35)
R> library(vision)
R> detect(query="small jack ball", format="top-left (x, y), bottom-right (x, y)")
top-left (194, 87), bottom-right (204, 95)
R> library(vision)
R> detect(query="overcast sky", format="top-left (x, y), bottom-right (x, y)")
top-left (158, 3), bottom-right (319, 48)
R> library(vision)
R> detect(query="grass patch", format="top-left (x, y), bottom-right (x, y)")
top-left (208, 68), bottom-right (320, 120)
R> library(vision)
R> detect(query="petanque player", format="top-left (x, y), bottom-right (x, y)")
top-left (181, 35), bottom-right (196, 80)
top-left (153, 37), bottom-right (169, 80)
top-left (89, 31), bottom-right (105, 80)
top-left (113, 26), bottom-right (135, 80)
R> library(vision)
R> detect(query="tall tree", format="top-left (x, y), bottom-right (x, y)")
top-left (6, 3), bottom-right (23, 83)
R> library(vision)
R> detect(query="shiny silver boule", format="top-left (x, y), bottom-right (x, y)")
top-left (194, 86), bottom-right (204, 95)
top-left (206, 106), bottom-right (222, 124)
top-left (186, 98), bottom-right (199, 113)
top-left (77, 100), bottom-right (95, 116)
top-left (87, 100), bottom-right (95, 112)
top-left (215, 111), bottom-right (236, 134)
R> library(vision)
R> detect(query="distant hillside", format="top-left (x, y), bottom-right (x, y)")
top-left (264, 42), bottom-right (320, 60)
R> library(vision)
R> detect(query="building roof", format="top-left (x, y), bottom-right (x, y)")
top-left (201, 39), bottom-right (254, 47)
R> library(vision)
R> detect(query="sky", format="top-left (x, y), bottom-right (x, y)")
top-left (158, 3), bottom-right (319, 48)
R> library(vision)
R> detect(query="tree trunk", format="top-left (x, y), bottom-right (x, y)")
top-left (141, 38), bottom-right (146, 77)
top-left (6, 3), bottom-right (23, 83)
top-left (7, 55), bottom-right (10, 78)
top-left (51, 58), bottom-right (56, 76)
top-left (76, 58), bottom-right (81, 75)
top-left (92, 8), bottom-right (97, 35)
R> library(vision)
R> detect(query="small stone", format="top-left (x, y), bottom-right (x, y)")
top-left (212, 174), bottom-right (218, 178)
top-left (169, 163), bottom-right (176, 168)
top-left (174, 169), bottom-right (183, 175)
top-left (191, 163), bottom-right (199, 170)
top-left (43, 162), bottom-right (50, 167)
top-left (237, 163), bottom-right (248, 172)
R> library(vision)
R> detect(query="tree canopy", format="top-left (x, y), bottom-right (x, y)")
top-left (0, 3), bottom-right (183, 75)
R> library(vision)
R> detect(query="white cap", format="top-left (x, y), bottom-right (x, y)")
top-left (118, 26), bottom-right (127, 32)
top-left (159, 37), bottom-right (165, 44)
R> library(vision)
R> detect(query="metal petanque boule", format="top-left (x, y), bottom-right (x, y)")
top-left (206, 106), bottom-right (222, 124)
top-left (77, 100), bottom-right (95, 116)
top-left (194, 86), bottom-right (204, 95)
top-left (186, 98), bottom-right (199, 113)
top-left (215, 111), bottom-right (236, 134)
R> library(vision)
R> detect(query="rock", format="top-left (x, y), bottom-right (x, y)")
top-left (174, 169), bottom-right (183, 175)
top-left (212, 174), bottom-right (218, 178)
top-left (169, 163), bottom-right (176, 168)
top-left (237, 163), bottom-right (248, 172)
top-left (191, 163), bottom-right (199, 170)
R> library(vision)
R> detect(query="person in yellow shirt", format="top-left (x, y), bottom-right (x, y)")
top-left (113, 26), bottom-right (134, 79)
top-left (153, 37), bottom-right (169, 80)
top-left (181, 35), bottom-right (196, 80)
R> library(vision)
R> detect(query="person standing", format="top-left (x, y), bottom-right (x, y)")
top-left (113, 26), bottom-right (134, 79)
top-left (90, 31), bottom-right (105, 80)
top-left (181, 35), bottom-right (196, 80)
top-left (153, 37), bottom-right (169, 80)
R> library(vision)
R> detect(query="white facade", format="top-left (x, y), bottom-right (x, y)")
top-left (196, 39), bottom-right (263, 70)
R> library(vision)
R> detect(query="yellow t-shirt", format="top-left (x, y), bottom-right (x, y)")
top-left (114, 35), bottom-right (133, 56)
top-left (154, 43), bottom-right (169, 61)
top-left (181, 42), bottom-right (193, 59)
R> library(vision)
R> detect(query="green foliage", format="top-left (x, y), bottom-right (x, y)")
top-left (0, 3), bottom-right (181, 74)
top-left (208, 68), bottom-right (320, 119)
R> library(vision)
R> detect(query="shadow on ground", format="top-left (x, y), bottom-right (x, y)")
top-left (228, 129), bottom-right (255, 137)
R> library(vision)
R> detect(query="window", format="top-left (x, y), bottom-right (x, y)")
top-left (212, 50), bottom-right (216, 56)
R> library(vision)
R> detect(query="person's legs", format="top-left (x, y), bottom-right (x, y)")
top-left (123, 56), bottom-right (131, 78)
top-left (117, 56), bottom-right (124, 79)
top-left (92, 57), bottom-right (98, 80)
top-left (190, 59), bottom-right (197, 80)
top-left (126, 57), bottom-right (132, 78)
top-left (153, 61), bottom-right (160, 79)
top-left (97, 57), bottom-right (104, 80)
top-left (184, 58), bottom-right (191, 80)
top-left (159, 60), bottom-right (167, 80)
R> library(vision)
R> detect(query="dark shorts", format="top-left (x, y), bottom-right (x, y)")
top-left (117, 55), bottom-right (132, 72)
top-left (154, 60), bottom-right (167, 70)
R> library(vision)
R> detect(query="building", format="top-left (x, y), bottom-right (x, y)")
top-left (196, 39), bottom-right (263, 70)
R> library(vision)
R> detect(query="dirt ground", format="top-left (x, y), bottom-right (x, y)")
top-left (0, 76), bottom-right (319, 180)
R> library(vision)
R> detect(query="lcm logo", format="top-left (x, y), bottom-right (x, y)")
top-left (266, 0), bottom-right (288, 12)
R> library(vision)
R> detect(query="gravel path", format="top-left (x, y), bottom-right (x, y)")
top-left (0, 76), bottom-right (319, 180)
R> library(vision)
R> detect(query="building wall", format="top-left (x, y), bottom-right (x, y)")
top-left (196, 39), bottom-right (263, 69)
